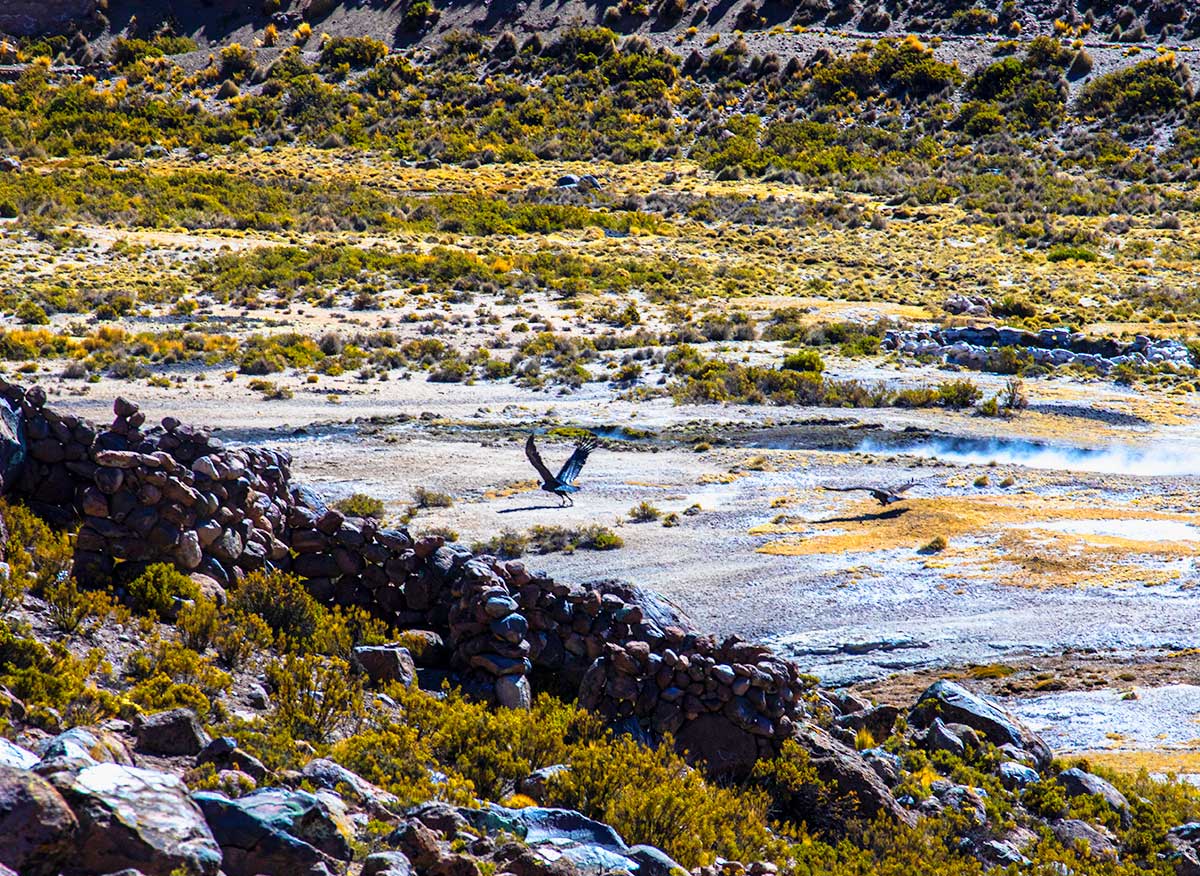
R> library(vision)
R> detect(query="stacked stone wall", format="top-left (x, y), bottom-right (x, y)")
top-left (0, 380), bottom-right (806, 772)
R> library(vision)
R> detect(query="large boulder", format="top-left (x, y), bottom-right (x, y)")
top-left (195, 737), bottom-right (268, 782)
top-left (51, 763), bottom-right (221, 876)
top-left (910, 680), bottom-right (1052, 768)
top-left (194, 787), bottom-right (352, 876)
top-left (1051, 818), bottom-right (1119, 861)
top-left (0, 765), bottom-right (78, 876)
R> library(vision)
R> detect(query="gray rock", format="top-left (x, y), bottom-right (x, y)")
top-left (39, 727), bottom-right (134, 766)
top-left (998, 761), bottom-right (1040, 790)
top-left (196, 738), bottom-right (268, 782)
top-left (0, 398), bottom-right (24, 493)
top-left (408, 801), bottom-right (470, 837)
top-left (300, 758), bottom-right (400, 816)
top-left (1167, 823), bottom-right (1200, 876)
top-left (353, 645), bottom-right (416, 687)
top-left (193, 788), bottom-right (349, 876)
top-left (938, 784), bottom-right (987, 826)
top-left (518, 764), bottom-right (570, 802)
top-left (926, 718), bottom-right (965, 757)
top-left (364, 850), bottom-right (412, 876)
top-left (136, 709), bottom-right (210, 757)
top-left (483, 594), bottom-right (519, 618)
top-left (833, 703), bottom-right (899, 743)
top-left (0, 765), bottom-right (78, 876)
top-left (860, 747), bottom-right (902, 786)
top-left (791, 723), bottom-right (917, 828)
top-left (974, 838), bottom-right (1031, 868)
top-left (0, 738), bottom-right (38, 769)
top-left (460, 803), bottom-right (635, 875)
top-left (910, 680), bottom-right (1051, 767)
top-left (496, 674), bottom-right (532, 710)
top-left (1051, 818), bottom-right (1119, 860)
top-left (628, 844), bottom-right (686, 876)
top-left (1056, 768), bottom-right (1131, 827)
top-left (52, 763), bottom-right (221, 876)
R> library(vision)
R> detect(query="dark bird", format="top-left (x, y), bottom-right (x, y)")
top-left (525, 434), bottom-right (598, 506)
top-left (821, 481), bottom-right (919, 507)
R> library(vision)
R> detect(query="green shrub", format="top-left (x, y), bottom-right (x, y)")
top-left (125, 563), bottom-right (199, 618)
top-left (472, 530), bottom-right (530, 558)
top-left (320, 36), bottom-right (389, 70)
top-left (0, 621), bottom-right (121, 728)
top-left (546, 734), bottom-right (779, 866)
top-left (628, 501), bottom-right (661, 522)
top-left (334, 493), bottom-right (386, 519)
top-left (1047, 244), bottom-right (1098, 262)
top-left (782, 349), bottom-right (825, 373)
top-left (229, 570), bottom-right (321, 648)
top-left (936, 379), bottom-right (983, 409)
top-left (43, 578), bottom-right (110, 634)
top-left (15, 301), bottom-right (49, 325)
top-left (413, 486), bottom-right (454, 508)
top-left (266, 653), bottom-right (364, 743)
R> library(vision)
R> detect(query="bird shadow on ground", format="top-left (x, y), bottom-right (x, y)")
top-left (498, 504), bottom-right (566, 513)
top-left (810, 507), bottom-right (910, 525)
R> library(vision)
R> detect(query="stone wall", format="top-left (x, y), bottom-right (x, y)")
top-left (0, 379), bottom-right (807, 774)
top-left (884, 325), bottom-right (1193, 373)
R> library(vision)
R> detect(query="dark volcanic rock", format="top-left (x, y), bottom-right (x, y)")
top-left (792, 723), bottom-right (916, 829)
top-left (910, 680), bottom-right (1051, 768)
top-left (194, 787), bottom-right (351, 876)
top-left (52, 763), bottom-right (221, 876)
top-left (136, 709), bottom-right (211, 757)
top-left (0, 765), bottom-right (78, 876)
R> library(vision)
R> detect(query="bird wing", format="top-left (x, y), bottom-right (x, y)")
top-left (556, 438), bottom-right (598, 486)
top-left (892, 481), bottom-right (919, 495)
top-left (820, 485), bottom-right (880, 494)
top-left (525, 435), bottom-right (557, 485)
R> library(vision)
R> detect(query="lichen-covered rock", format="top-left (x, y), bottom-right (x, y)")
top-left (51, 763), bottom-right (221, 876)
top-left (0, 765), bottom-right (78, 876)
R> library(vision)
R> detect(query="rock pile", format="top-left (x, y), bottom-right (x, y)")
top-left (884, 326), bottom-right (1193, 373)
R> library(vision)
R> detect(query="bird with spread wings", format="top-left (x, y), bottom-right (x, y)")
top-left (820, 481), bottom-right (919, 507)
top-left (524, 434), bottom-right (598, 506)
